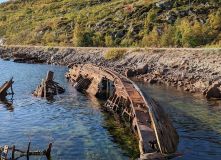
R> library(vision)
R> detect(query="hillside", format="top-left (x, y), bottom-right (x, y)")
top-left (0, 0), bottom-right (220, 48)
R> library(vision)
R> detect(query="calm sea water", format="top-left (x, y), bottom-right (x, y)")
top-left (135, 80), bottom-right (221, 160)
top-left (1, 59), bottom-right (220, 160)
top-left (0, 59), bottom-right (138, 160)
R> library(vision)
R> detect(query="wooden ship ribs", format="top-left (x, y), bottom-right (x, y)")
top-left (32, 71), bottom-right (65, 98)
top-left (65, 64), bottom-right (179, 160)
top-left (0, 142), bottom-right (52, 160)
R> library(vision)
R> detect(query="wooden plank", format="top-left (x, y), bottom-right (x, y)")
top-left (46, 71), bottom-right (54, 81)
top-left (1, 145), bottom-right (9, 160)
top-left (0, 77), bottom-right (14, 94)
top-left (145, 96), bottom-right (179, 153)
top-left (0, 147), bottom-right (3, 157)
top-left (122, 74), bottom-right (179, 154)
top-left (12, 145), bottom-right (15, 159)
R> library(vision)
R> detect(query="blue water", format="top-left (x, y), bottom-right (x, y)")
top-left (1, 58), bottom-right (221, 160)
top-left (135, 81), bottom-right (221, 160)
top-left (0, 59), bottom-right (136, 160)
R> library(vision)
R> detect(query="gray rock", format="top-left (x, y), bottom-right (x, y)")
top-left (108, 33), bottom-right (114, 37)
top-left (156, 0), bottom-right (175, 8)
top-left (124, 25), bottom-right (128, 28)
top-left (114, 27), bottom-right (119, 30)
top-left (166, 15), bottom-right (176, 21)
top-left (115, 31), bottom-right (124, 38)
top-left (0, 38), bottom-right (7, 45)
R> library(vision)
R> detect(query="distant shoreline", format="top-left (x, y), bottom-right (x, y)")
top-left (0, 45), bottom-right (221, 99)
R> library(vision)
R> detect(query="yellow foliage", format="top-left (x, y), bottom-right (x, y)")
top-left (192, 21), bottom-right (203, 37)
top-left (104, 49), bottom-right (127, 61)
top-left (142, 27), bottom-right (159, 47)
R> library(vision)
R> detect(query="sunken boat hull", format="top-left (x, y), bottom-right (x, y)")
top-left (66, 64), bottom-right (179, 159)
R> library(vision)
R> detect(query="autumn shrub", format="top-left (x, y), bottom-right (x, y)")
top-left (104, 49), bottom-right (127, 61)
top-left (130, 47), bottom-right (141, 53)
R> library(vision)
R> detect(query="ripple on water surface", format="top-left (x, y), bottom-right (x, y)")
top-left (0, 59), bottom-right (138, 160)
top-left (135, 81), bottom-right (221, 160)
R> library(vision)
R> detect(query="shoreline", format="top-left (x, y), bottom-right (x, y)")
top-left (0, 45), bottom-right (221, 99)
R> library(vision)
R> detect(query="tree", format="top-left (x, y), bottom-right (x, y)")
top-left (73, 23), bottom-right (83, 46)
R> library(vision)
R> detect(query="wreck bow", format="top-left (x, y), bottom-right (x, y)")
top-left (66, 64), bottom-right (179, 159)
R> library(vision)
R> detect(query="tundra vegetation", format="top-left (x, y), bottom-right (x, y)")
top-left (0, 0), bottom-right (220, 48)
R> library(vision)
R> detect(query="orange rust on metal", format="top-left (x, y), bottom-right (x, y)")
top-left (66, 64), bottom-right (179, 159)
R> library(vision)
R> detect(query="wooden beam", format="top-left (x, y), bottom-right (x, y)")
top-left (27, 141), bottom-right (31, 155)
top-left (1, 145), bottom-right (9, 160)
top-left (0, 147), bottom-right (3, 158)
top-left (12, 145), bottom-right (15, 159)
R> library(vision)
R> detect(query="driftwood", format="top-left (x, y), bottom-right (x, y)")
top-left (32, 71), bottom-right (65, 98)
top-left (0, 77), bottom-right (14, 99)
top-left (0, 142), bottom-right (52, 160)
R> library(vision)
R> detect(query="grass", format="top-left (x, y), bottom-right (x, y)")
top-left (203, 49), bottom-right (221, 55)
top-left (104, 48), bottom-right (127, 61)
top-left (0, 0), bottom-right (220, 48)
top-left (130, 47), bottom-right (141, 53)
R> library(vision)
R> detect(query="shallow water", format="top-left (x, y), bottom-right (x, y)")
top-left (135, 80), bottom-right (221, 160)
top-left (0, 59), bottom-right (138, 160)
top-left (1, 59), bottom-right (221, 160)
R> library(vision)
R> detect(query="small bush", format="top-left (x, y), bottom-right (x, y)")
top-left (203, 49), bottom-right (216, 55)
top-left (104, 49), bottom-right (127, 61)
top-left (130, 47), bottom-right (141, 53)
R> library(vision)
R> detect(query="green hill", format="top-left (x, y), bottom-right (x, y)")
top-left (0, 0), bottom-right (220, 48)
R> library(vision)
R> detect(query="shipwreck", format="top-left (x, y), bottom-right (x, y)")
top-left (32, 71), bottom-right (65, 98)
top-left (65, 64), bottom-right (179, 159)
top-left (0, 77), bottom-right (14, 100)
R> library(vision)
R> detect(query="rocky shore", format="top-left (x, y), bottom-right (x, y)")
top-left (0, 46), bottom-right (221, 99)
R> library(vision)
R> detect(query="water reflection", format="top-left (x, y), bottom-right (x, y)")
top-left (135, 81), bottom-right (221, 160)
top-left (0, 96), bottom-right (14, 112)
top-left (0, 59), bottom-right (137, 160)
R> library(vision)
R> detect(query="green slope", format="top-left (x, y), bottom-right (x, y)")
top-left (0, 0), bottom-right (220, 47)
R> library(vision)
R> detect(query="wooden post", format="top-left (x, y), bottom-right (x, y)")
top-left (46, 71), bottom-right (54, 81)
top-left (12, 145), bottom-right (15, 159)
top-left (27, 141), bottom-right (31, 156)
top-left (11, 85), bottom-right (14, 94)
top-left (1, 145), bottom-right (9, 160)
top-left (46, 142), bottom-right (52, 157)
top-left (44, 81), bottom-right (46, 99)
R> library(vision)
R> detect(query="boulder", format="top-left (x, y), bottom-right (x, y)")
top-left (205, 82), bottom-right (221, 99)
top-left (136, 64), bottom-right (149, 74)
top-left (125, 69), bottom-right (134, 77)
top-left (153, 71), bottom-right (161, 76)
top-left (194, 80), bottom-right (211, 89)
top-left (148, 78), bottom-right (157, 84)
